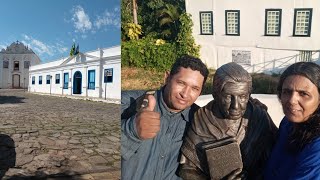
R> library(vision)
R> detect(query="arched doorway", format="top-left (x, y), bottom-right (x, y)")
top-left (73, 71), bottom-right (82, 94)
top-left (12, 74), bottom-right (20, 88)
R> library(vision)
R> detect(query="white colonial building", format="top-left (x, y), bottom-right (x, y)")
top-left (186, 0), bottom-right (320, 73)
top-left (28, 46), bottom-right (121, 101)
top-left (0, 41), bottom-right (41, 88)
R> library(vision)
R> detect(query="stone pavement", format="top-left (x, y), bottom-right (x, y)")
top-left (0, 89), bottom-right (120, 179)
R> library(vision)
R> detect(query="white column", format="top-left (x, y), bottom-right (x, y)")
top-left (70, 69), bottom-right (73, 95)
top-left (61, 70), bottom-right (64, 95)
top-left (84, 66), bottom-right (88, 97)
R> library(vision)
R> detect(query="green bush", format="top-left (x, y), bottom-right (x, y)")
top-left (251, 73), bottom-right (279, 94)
top-left (121, 37), bottom-right (178, 71)
top-left (201, 72), bottom-right (279, 95)
top-left (176, 13), bottom-right (200, 57)
top-left (121, 12), bottom-right (200, 72)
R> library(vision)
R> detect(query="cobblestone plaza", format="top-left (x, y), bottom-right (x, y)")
top-left (0, 89), bottom-right (120, 179)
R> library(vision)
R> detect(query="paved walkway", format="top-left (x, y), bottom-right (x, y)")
top-left (0, 89), bottom-right (120, 179)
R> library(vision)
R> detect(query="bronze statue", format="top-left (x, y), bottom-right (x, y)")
top-left (178, 62), bottom-right (278, 179)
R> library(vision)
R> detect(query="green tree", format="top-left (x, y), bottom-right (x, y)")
top-left (136, 0), bottom-right (185, 41)
top-left (176, 13), bottom-right (200, 57)
top-left (69, 43), bottom-right (75, 57)
top-left (157, 4), bottom-right (180, 40)
top-left (124, 23), bottom-right (142, 40)
top-left (121, 0), bottom-right (133, 41)
top-left (132, 0), bottom-right (138, 24)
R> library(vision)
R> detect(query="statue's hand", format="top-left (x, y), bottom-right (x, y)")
top-left (222, 168), bottom-right (246, 180)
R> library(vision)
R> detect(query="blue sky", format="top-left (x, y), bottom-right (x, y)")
top-left (0, 0), bottom-right (120, 62)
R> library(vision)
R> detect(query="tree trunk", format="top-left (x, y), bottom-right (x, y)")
top-left (132, 0), bottom-right (138, 24)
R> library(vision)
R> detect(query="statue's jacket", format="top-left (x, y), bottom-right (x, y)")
top-left (180, 99), bottom-right (278, 179)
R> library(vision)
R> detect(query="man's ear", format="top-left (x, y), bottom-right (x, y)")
top-left (164, 71), bottom-right (170, 84)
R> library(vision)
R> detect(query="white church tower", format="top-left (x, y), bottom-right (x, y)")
top-left (0, 41), bottom-right (41, 89)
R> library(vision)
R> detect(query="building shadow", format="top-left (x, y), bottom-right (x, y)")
top-left (0, 134), bottom-right (16, 179)
top-left (0, 96), bottom-right (25, 104)
top-left (5, 171), bottom-right (85, 180)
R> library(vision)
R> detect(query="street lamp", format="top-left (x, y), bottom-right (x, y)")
top-left (50, 75), bottom-right (52, 95)
top-left (24, 77), bottom-right (26, 92)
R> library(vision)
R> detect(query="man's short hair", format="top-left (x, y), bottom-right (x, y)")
top-left (212, 62), bottom-right (252, 98)
top-left (169, 55), bottom-right (209, 85)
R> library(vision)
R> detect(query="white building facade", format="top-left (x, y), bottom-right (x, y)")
top-left (29, 46), bottom-right (121, 101)
top-left (0, 41), bottom-right (41, 88)
top-left (186, 0), bottom-right (320, 73)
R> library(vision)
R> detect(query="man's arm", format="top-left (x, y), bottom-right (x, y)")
top-left (121, 90), bottom-right (145, 160)
top-left (121, 91), bottom-right (161, 160)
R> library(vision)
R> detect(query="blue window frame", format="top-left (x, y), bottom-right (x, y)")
top-left (46, 75), bottom-right (51, 84)
top-left (63, 73), bottom-right (69, 89)
top-left (104, 68), bottom-right (113, 83)
top-left (88, 70), bottom-right (95, 89)
top-left (32, 76), bottom-right (35, 85)
top-left (55, 74), bottom-right (60, 84)
top-left (39, 76), bottom-right (42, 84)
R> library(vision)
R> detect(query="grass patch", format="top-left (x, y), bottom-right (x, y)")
top-left (122, 67), bottom-right (279, 94)
top-left (122, 67), bottom-right (165, 90)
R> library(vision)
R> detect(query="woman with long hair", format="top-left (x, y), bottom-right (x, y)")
top-left (264, 62), bottom-right (320, 179)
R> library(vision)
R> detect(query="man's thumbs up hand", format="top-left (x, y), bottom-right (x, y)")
top-left (136, 95), bottom-right (161, 140)
top-left (141, 94), bottom-right (156, 111)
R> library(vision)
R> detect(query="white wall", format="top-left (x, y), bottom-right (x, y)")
top-left (0, 53), bottom-right (40, 88)
top-left (186, 0), bottom-right (320, 69)
top-left (101, 60), bottom-right (121, 100)
top-left (29, 46), bottom-right (121, 100)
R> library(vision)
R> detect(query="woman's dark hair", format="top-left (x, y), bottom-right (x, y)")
top-left (277, 62), bottom-right (320, 153)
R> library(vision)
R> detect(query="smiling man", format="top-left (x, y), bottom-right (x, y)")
top-left (121, 55), bottom-right (209, 180)
top-left (179, 62), bottom-right (278, 179)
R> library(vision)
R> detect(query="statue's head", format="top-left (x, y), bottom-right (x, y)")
top-left (212, 62), bottom-right (252, 120)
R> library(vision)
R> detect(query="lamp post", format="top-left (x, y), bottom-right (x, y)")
top-left (24, 77), bottom-right (26, 92)
top-left (50, 75), bottom-right (52, 95)
top-left (105, 83), bottom-right (107, 100)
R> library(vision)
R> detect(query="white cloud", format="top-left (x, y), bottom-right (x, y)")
top-left (67, 5), bottom-right (119, 39)
top-left (31, 39), bottom-right (53, 56)
top-left (23, 35), bottom-right (31, 41)
top-left (81, 34), bottom-right (87, 39)
top-left (94, 7), bottom-right (120, 29)
top-left (71, 5), bottom-right (92, 33)
top-left (21, 34), bottom-right (68, 57)
top-left (55, 42), bottom-right (69, 54)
